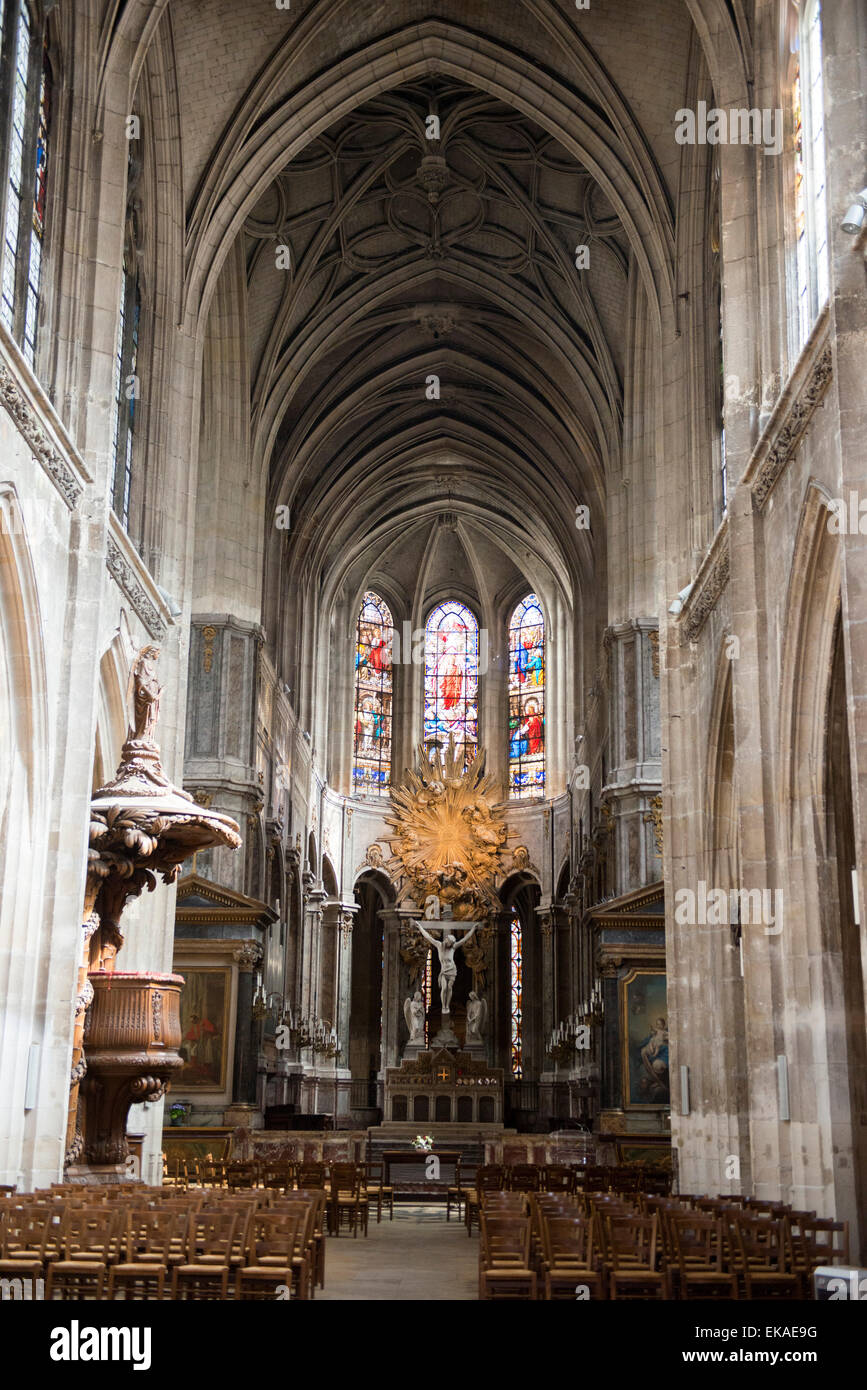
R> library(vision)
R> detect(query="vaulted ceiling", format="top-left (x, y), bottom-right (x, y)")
top-left (132, 0), bottom-right (739, 631)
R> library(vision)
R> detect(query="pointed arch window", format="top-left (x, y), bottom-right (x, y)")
top-left (352, 591), bottom-right (394, 796)
top-left (793, 0), bottom-right (828, 348)
top-left (509, 908), bottom-right (523, 1078)
top-left (110, 251), bottom-right (141, 527)
top-left (508, 594), bottom-right (545, 798)
top-left (0, 5), bottom-right (52, 369)
top-left (423, 600), bottom-right (479, 765)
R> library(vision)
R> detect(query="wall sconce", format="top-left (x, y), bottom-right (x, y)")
top-left (841, 188), bottom-right (867, 235)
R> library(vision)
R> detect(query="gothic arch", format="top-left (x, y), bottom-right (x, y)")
top-left (183, 19), bottom-right (677, 342)
top-left (0, 485), bottom-right (49, 1176)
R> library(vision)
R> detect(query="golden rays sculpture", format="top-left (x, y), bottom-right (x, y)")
top-left (385, 740), bottom-right (510, 919)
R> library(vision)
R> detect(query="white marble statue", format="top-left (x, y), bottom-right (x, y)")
top-left (466, 991), bottom-right (488, 1042)
top-left (403, 990), bottom-right (425, 1044)
top-left (414, 921), bottom-right (478, 1015)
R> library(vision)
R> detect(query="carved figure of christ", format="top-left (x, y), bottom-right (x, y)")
top-left (414, 922), bottom-right (478, 1015)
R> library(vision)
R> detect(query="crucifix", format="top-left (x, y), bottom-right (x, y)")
top-left (436, 1067), bottom-right (450, 1082)
top-left (413, 917), bottom-right (478, 1016)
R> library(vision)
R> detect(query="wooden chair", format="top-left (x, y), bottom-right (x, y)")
top-left (172, 1211), bottom-right (238, 1300)
top-left (541, 1213), bottom-right (603, 1300)
top-left (0, 1207), bottom-right (50, 1284)
top-left (297, 1162), bottom-right (328, 1190)
top-left (329, 1164), bottom-right (368, 1238)
top-left (542, 1165), bottom-right (575, 1194)
top-left (787, 1214), bottom-right (849, 1291)
top-left (236, 1212), bottom-right (305, 1301)
top-left (604, 1213), bottom-right (665, 1300)
top-left (728, 1214), bottom-right (801, 1300)
top-left (226, 1161), bottom-right (257, 1191)
top-left (260, 1162), bottom-right (294, 1195)
top-left (447, 1160), bottom-right (475, 1222)
top-left (363, 1161), bottom-right (394, 1222)
top-left (199, 1197), bottom-right (257, 1273)
top-left (107, 1209), bottom-right (183, 1300)
top-left (195, 1160), bottom-right (226, 1190)
top-left (669, 1213), bottom-right (737, 1300)
top-left (46, 1209), bottom-right (123, 1300)
top-left (479, 1213), bottom-right (537, 1299)
top-left (276, 1190), bottom-right (327, 1290)
top-left (509, 1164), bottom-right (541, 1193)
top-left (576, 1165), bottom-right (610, 1194)
top-left (466, 1165), bottom-right (505, 1235)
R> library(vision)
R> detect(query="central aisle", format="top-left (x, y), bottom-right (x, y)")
top-left (317, 1205), bottom-right (478, 1301)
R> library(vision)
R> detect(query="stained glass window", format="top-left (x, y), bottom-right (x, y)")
top-left (508, 594), bottom-right (545, 798)
top-left (1, 3), bottom-right (30, 335)
top-left (423, 600), bottom-right (479, 765)
top-left (23, 42), bottom-right (50, 364)
top-left (0, 7), bottom-right (51, 367)
top-left (110, 263), bottom-right (140, 527)
top-left (352, 591), bottom-right (393, 795)
top-left (510, 908), bottom-right (523, 1078)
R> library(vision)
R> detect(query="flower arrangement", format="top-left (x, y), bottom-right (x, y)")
top-left (411, 1134), bottom-right (434, 1152)
top-left (169, 1101), bottom-right (192, 1127)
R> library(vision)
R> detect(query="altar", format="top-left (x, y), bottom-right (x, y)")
top-left (385, 1047), bottom-right (504, 1125)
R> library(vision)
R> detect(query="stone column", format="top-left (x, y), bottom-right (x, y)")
top-left (605, 621), bottom-right (662, 895)
top-left (228, 941), bottom-right (263, 1124)
top-left (536, 904), bottom-right (556, 1119)
top-left (333, 906), bottom-right (357, 1119)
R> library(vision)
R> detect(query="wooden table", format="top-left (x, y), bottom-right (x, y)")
top-left (381, 1149), bottom-right (462, 1192)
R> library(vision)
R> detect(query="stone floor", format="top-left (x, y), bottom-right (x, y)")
top-left (317, 1204), bottom-right (478, 1300)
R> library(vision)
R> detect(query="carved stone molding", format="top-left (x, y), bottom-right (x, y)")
top-left (648, 629), bottom-right (660, 678)
top-left (681, 528), bottom-right (730, 645)
top-left (106, 536), bottom-right (166, 640)
top-left (0, 362), bottom-right (83, 509)
top-left (202, 625), bottom-right (217, 672)
top-left (751, 344), bottom-right (833, 511)
top-left (644, 794), bottom-right (664, 857)
top-left (233, 941), bottom-right (263, 972)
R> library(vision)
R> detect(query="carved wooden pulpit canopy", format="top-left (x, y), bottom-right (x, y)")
top-left (67, 647), bottom-right (241, 1175)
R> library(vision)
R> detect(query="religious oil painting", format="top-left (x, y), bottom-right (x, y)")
top-left (621, 968), bottom-right (670, 1109)
top-left (177, 969), bottom-right (231, 1090)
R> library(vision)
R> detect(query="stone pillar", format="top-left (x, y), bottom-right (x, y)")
top-left (380, 908), bottom-right (413, 1072)
top-left (229, 940), bottom-right (263, 1122)
top-left (605, 620), bottom-right (662, 895)
top-left (335, 907), bottom-right (357, 1065)
top-left (537, 904), bottom-right (556, 1119)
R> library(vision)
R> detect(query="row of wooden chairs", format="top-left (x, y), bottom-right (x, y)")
top-left (162, 1158), bottom-right (395, 1225)
top-left (0, 1189), bottom-right (327, 1299)
top-left (476, 1189), bottom-right (850, 1299)
top-left (454, 1163), bottom-right (672, 1229)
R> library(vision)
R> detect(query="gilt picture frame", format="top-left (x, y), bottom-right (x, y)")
top-left (621, 967), bottom-right (670, 1110)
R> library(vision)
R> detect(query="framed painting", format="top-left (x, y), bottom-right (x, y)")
top-left (176, 968), bottom-right (231, 1090)
top-left (620, 967), bottom-right (670, 1109)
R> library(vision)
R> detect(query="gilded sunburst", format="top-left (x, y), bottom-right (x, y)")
top-left (385, 740), bottom-right (510, 917)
